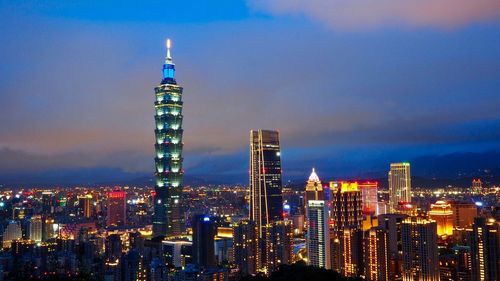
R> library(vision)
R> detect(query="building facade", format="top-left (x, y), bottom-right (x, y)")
top-left (153, 39), bottom-right (185, 237)
top-left (388, 163), bottom-right (411, 213)
top-left (401, 216), bottom-right (439, 281)
top-left (107, 190), bottom-right (126, 227)
top-left (249, 130), bottom-right (283, 238)
top-left (307, 200), bottom-right (330, 269)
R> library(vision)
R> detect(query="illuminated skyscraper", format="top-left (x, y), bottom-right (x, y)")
top-left (249, 130), bottom-right (283, 238)
top-left (305, 168), bottom-right (324, 210)
top-left (78, 194), bottom-right (92, 218)
top-left (329, 181), bottom-right (363, 232)
top-left (451, 201), bottom-right (477, 229)
top-left (359, 181), bottom-right (378, 216)
top-left (401, 216), bottom-right (439, 281)
top-left (233, 220), bottom-right (259, 276)
top-left (29, 215), bottom-right (43, 243)
top-left (192, 215), bottom-right (216, 267)
top-left (264, 220), bottom-right (293, 273)
top-left (329, 181), bottom-right (363, 275)
top-left (107, 190), bottom-right (126, 227)
top-left (364, 227), bottom-right (389, 281)
top-left (469, 217), bottom-right (499, 281)
top-left (153, 39), bottom-right (185, 237)
top-left (3, 221), bottom-right (22, 248)
top-left (388, 163), bottom-right (411, 213)
top-left (307, 200), bottom-right (330, 269)
top-left (428, 201), bottom-right (454, 238)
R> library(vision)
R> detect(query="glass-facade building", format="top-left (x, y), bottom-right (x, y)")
top-left (153, 40), bottom-right (185, 237)
top-left (249, 130), bottom-right (283, 238)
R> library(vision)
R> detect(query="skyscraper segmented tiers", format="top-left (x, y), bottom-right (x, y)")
top-left (153, 39), bottom-right (185, 237)
top-left (249, 130), bottom-right (283, 238)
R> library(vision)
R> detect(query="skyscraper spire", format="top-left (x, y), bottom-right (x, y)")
top-left (166, 38), bottom-right (172, 63)
top-left (308, 168), bottom-right (320, 183)
top-left (162, 38), bottom-right (176, 81)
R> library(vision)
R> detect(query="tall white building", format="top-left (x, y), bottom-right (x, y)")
top-left (388, 163), bottom-right (411, 213)
top-left (307, 200), bottom-right (330, 269)
top-left (3, 221), bottom-right (22, 248)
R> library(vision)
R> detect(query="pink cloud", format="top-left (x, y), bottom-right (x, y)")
top-left (249, 0), bottom-right (500, 30)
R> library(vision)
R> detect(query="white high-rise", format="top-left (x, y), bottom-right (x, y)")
top-left (307, 200), bottom-right (330, 269)
top-left (388, 163), bottom-right (411, 213)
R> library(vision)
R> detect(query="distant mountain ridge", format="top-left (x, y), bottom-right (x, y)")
top-left (0, 151), bottom-right (499, 188)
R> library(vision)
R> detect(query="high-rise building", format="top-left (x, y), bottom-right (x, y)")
top-left (378, 213), bottom-right (408, 280)
top-left (3, 221), bottom-right (22, 248)
top-left (429, 201), bottom-right (454, 238)
top-left (364, 227), bottom-right (389, 281)
top-left (107, 190), bottom-right (126, 227)
top-left (249, 130), bottom-right (283, 239)
top-left (401, 216), bottom-right (439, 281)
top-left (328, 182), bottom-right (363, 275)
top-left (469, 217), bottom-right (499, 281)
top-left (471, 179), bottom-right (483, 194)
top-left (329, 181), bottom-right (363, 232)
top-left (78, 194), bottom-right (92, 218)
top-left (305, 168), bottom-right (324, 211)
top-left (307, 200), bottom-right (330, 269)
top-left (340, 227), bottom-right (363, 277)
top-left (264, 220), bottom-right (293, 273)
top-left (388, 163), bottom-right (411, 213)
top-left (153, 39), bottom-right (185, 237)
top-left (29, 215), bottom-right (43, 243)
top-left (233, 220), bottom-right (259, 276)
top-left (192, 215), bottom-right (216, 268)
top-left (451, 201), bottom-right (477, 229)
top-left (359, 181), bottom-right (378, 216)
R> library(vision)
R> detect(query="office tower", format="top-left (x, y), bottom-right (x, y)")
top-left (153, 39), bottom-right (185, 237)
top-left (307, 200), bottom-right (330, 269)
top-left (233, 220), bottom-right (259, 276)
top-left (364, 227), bottom-right (389, 281)
top-left (29, 215), bottom-right (43, 243)
top-left (378, 213), bottom-right (408, 280)
top-left (340, 227), bottom-right (363, 277)
top-left (429, 201), bottom-right (454, 238)
top-left (305, 168), bottom-right (324, 211)
top-left (107, 190), bottom-right (126, 227)
top-left (249, 129), bottom-right (283, 239)
top-left (469, 217), bottom-right (499, 281)
top-left (359, 181), bottom-right (378, 216)
top-left (388, 162), bottom-right (411, 213)
top-left (192, 215), bottom-right (216, 267)
top-left (265, 220), bottom-right (293, 273)
top-left (471, 179), bottom-right (482, 194)
top-left (329, 181), bottom-right (363, 232)
top-left (3, 221), bottom-right (22, 248)
top-left (401, 216), bottom-right (439, 281)
top-left (106, 234), bottom-right (123, 261)
top-left (78, 194), bottom-right (92, 218)
top-left (451, 201), bottom-right (477, 229)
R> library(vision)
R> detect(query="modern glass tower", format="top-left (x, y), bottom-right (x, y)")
top-left (249, 130), bottom-right (283, 239)
top-left (153, 39), bottom-right (184, 237)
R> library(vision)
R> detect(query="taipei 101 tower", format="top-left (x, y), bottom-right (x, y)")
top-left (152, 39), bottom-right (185, 237)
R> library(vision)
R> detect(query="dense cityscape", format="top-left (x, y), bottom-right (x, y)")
top-left (0, 37), bottom-right (498, 281)
top-left (2, 2), bottom-right (500, 281)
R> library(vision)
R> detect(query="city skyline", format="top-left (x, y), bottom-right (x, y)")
top-left (1, 1), bottom-right (500, 186)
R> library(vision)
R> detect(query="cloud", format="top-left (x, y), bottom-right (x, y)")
top-left (248, 0), bottom-right (500, 30)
